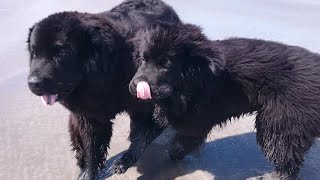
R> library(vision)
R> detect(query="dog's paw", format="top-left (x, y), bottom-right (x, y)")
top-left (77, 169), bottom-right (95, 180)
top-left (247, 172), bottom-right (300, 180)
top-left (247, 174), bottom-right (273, 180)
top-left (107, 158), bottom-right (129, 175)
top-left (107, 153), bottom-right (136, 175)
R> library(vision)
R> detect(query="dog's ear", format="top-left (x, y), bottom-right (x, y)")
top-left (186, 38), bottom-right (225, 77)
top-left (207, 56), bottom-right (225, 76)
top-left (27, 24), bottom-right (36, 65)
top-left (192, 46), bottom-right (225, 77)
top-left (76, 25), bottom-right (101, 73)
top-left (77, 16), bottom-right (125, 74)
top-left (27, 24), bottom-right (35, 51)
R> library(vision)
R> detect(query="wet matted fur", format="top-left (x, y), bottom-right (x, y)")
top-left (27, 0), bottom-right (180, 179)
top-left (129, 23), bottom-right (320, 179)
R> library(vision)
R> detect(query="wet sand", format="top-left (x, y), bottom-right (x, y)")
top-left (0, 0), bottom-right (319, 179)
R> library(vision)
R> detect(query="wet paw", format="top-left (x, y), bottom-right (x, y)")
top-left (248, 172), bottom-right (300, 180)
top-left (107, 153), bottom-right (136, 175)
top-left (78, 169), bottom-right (95, 180)
top-left (107, 158), bottom-right (130, 175)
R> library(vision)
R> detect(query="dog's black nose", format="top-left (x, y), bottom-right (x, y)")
top-left (28, 76), bottom-right (42, 87)
top-left (28, 76), bottom-right (53, 95)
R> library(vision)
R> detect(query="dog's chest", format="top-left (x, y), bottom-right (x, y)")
top-left (154, 103), bottom-right (214, 136)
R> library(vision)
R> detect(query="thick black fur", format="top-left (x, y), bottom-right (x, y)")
top-left (27, 1), bottom-right (180, 179)
top-left (129, 23), bottom-right (320, 179)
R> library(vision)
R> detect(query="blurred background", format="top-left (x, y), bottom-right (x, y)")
top-left (0, 0), bottom-right (319, 179)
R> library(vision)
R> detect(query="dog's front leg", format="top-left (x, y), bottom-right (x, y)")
top-left (69, 113), bottom-right (112, 180)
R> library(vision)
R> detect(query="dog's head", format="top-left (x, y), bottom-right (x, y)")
top-left (129, 23), bottom-right (224, 100)
top-left (27, 12), bottom-right (119, 105)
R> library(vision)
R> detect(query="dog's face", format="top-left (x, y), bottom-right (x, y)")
top-left (130, 51), bottom-right (180, 100)
top-left (27, 12), bottom-right (100, 105)
top-left (129, 25), bottom-right (183, 100)
top-left (129, 24), bottom-right (219, 100)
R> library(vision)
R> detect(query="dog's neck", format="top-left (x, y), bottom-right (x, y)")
top-left (154, 65), bottom-right (253, 127)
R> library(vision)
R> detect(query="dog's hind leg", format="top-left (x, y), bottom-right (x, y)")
top-left (168, 132), bottom-right (208, 161)
top-left (255, 106), bottom-right (317, 180)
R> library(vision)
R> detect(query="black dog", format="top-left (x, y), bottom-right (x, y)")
top-left (129, 23), bottom-right (320, 179)
top-left (27, 0), bottom-right (180, 179)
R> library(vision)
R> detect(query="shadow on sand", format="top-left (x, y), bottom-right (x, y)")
top-left (99, 130), bottom-right (320, 180)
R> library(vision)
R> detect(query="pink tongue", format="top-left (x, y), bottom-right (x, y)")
top-left (136, 81), bottom-right (152, 100)
top-left (41, 94), bottom-right (58, 105)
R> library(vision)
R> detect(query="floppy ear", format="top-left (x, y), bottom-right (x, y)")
top-left (190, 36), bottom-right (225, 76)
top-left (27, 24), bottom-right (36, 65)
top-left (77, 17), bottom-right (125, 74)
top-left (190, 43), bottom-right (225, 77)
top-left (76, 27), bottom-right (101, 73)
top-left (207, 55), bottom-right (225, 76)
top-left (176, 23), bottom-right (225, 76)
top-left (27, 24), bottom-right (35, 51)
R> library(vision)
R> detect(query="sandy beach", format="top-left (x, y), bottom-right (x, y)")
top-left (0, 0), bottom-right (319, 179)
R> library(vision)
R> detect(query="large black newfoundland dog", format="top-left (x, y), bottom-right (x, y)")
top-left (27, 0), bottom-right (180, 179)
top-left (129, 23), bottom-right (320, 179)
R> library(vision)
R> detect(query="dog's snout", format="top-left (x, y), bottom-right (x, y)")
top-left (129, 78), bottom-right (139, 95)
top-left (28, 76), bottom-right (53, 95)
top-left (129, 77), bottom-right (146, 95)
top-left (132, 78), bottom-right (141, 86)
top-left (129, 76), bottom-right (151, 97)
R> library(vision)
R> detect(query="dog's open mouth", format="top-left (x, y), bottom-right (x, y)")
top-left (39, 83), bottom-right (78, 106)
top-left (135, 81), bottom-right (176, 100)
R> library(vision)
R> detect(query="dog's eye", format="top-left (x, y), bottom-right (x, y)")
top-left (158, 59), bottom-right (172, 68)
top-left (164, 61), bottom-right (171, 67)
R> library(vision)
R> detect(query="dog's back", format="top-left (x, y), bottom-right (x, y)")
top-left (100, 0), bottom-right (181, 37)
top-left (219, 38), bottom-right (320, 110)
